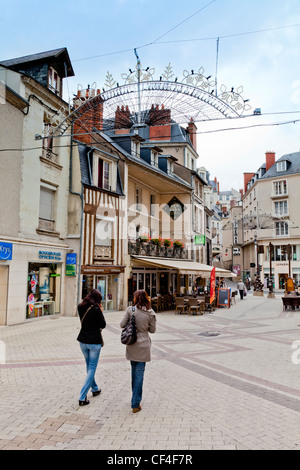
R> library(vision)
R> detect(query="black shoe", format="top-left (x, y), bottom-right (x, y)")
top-left (79, 398), bottom-right (90, 406)
top-left (92, 389), bottom-right (102, 397)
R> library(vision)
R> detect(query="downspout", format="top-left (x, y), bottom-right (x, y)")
top-left (69, 123), bottom-right (84, 307)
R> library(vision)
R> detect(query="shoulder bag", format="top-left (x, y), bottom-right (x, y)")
top-left (121, 306), bottom-right (137, 345)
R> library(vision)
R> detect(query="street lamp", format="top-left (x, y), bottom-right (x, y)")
top-left (268, 242), bottom-right (275, 298)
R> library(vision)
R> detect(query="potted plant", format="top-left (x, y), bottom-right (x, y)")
top-left (151, 237), bottom-right (162, 246)
top-left (173, 240), bottom-right (183, 248)
top-left (163, 238), bottom-right (172, 247)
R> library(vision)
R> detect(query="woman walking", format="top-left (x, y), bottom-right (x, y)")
top-left (77, 289), bottom-right (106, 406)
top-left (120, 290), bottom-right (156, 413)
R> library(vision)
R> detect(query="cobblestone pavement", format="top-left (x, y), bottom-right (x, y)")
top-left (0, 292), bottom-right (300, 450)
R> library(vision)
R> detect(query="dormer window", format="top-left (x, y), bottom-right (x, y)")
top-left (98, 158), bottom-right (111, 191)
top-left (277, 160), bottom-right (287, 172)
top-left (48, 67), bottom-right (61, 96)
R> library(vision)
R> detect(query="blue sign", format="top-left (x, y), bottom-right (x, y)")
top-left (66, 253), bottom-right (77, 265)
top-left (39, 251), bottom-right (61, 261)
top-left (0, 242), bottom-right (13, 260)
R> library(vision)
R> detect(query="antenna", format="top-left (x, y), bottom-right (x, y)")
top-left (134, 48), bottom-right (141, 125)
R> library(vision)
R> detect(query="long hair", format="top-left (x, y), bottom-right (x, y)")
top-left (133, 289), bottom-right (151, 310)
top-left (79, 288), bottom-right (102, 308)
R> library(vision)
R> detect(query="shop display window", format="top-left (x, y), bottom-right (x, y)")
top-left (27, 263), bottom-right (60, 318)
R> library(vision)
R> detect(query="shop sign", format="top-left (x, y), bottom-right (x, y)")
top-left (39, 251), bottom-right (61, 261)
top-left (0, 242), bottom-right (13, 260)
top-left (66, 253), bottom-right (77, 276)
top-left (81, 265), bottom-right (125, 274)
top-left (195, 235), bottom-right (205, 245)
top-left (233, 247), bottom-right (241, 256)
top-left (232, 265), bottom-right (241, 276)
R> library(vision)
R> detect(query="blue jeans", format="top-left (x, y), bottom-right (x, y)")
top-left (79, 343), bottom-right (102, 401)
top-left (131, 361), bottom-right (146, 408)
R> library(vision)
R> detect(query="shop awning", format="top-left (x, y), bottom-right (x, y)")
top-left (131, 256), bottom-right (234, 278)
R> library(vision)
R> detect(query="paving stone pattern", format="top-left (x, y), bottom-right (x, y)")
top-left (0, 293), bottom-right (299, 450)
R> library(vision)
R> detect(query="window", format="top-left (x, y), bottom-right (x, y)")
top-left (48, 67), bottom-right (60, 95)
top-left (150, 194), bottom-right (156, 217)
top-left (136, 187), bottom-right (142, 212)
top-left (39, 184), bottom-right (56, 232)
top-left (98, 159), bottom-right (111, 190)
top-left (274, 200), bottom-right (288, 215)
top-left (95, 218), bottom-right (112, 247)
top-left (39, 187), bottom-right (54, 221)
top-left (276, 161), bottom-right (287, 172)
top-left (274, 180), bottom-right (287, 195)
top-left (275, 221), bottom-right (288, 236)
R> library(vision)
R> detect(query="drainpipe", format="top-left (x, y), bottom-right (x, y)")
top-left (69, 123), bottom-right (84, 307)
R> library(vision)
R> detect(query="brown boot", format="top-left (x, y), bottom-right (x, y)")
top-left (132, 405), bottom-right (142, 413)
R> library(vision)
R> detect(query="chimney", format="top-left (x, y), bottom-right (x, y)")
top-left (244, 172), bottom-right (255, 194)
top-left (73, 87), bottom-right (103, 144)
top-left (115, 105), bottom-right (131, 133)
top-left (149, 104), bottom-right (171, 141)
top-left (186, 118), bottom-right (197, 151)
top-left (265, 151), bottom-right (275, 171)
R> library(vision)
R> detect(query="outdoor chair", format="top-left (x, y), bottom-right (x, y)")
top-left (175, 297), bottom-right (186, 314)
top-left (187, 298), bottom-right (202, 315)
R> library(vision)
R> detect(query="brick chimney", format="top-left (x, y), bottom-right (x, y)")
top-left (244, 172), bottom-right (255, 194)
top-left (73, 86), bottom-right (103, 144)
top-left (265, 151), bottom-right (275, 171)
top-left (149, 105), bottom-right (171, 141)
top-left (186, 118), bottom-right (197, 151)
top-left (115, 105), bottom-right (131, 133)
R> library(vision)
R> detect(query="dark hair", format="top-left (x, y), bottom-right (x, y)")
top-left (79, 288), bottom-right (102, 308)
top-left (133, 289), bottom-right (151, 310)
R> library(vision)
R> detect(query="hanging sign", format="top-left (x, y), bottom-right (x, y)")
top-left (66, 253), bottom-right (77, 276)
top-left (0, 242), bottom-right (13, 260)
top-left (195, 235), bottom-right (205, 245)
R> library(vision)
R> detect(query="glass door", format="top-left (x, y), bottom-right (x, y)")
top-left (95, 275), bottom-right (108, 310)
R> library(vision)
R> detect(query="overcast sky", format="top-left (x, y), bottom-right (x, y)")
top-left (1, 0), bottom-right (300, 191)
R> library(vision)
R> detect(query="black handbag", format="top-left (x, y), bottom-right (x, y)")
top-left (121, 307), bottom-right (137, 345)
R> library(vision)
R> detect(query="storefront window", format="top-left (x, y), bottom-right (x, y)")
top-left (27, 263), bottom-right (60, 318)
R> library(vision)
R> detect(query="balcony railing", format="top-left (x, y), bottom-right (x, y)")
top-left (128, 240), bottom-right (188, 259)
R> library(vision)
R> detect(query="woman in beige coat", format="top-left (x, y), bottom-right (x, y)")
top-left (120, 289), bottom-right (156, 413)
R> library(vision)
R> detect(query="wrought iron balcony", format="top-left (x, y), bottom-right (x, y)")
top-left (128, 240), bottom-right (188, 259)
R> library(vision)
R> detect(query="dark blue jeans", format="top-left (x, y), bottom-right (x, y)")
top-left (130, 361), bottom-right (146, 408)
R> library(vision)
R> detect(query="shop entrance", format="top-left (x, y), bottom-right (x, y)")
top-left (0, 265), bottom-right (8, 325)
top-left (95, 275), bottom-right (115, 311)
top-left (27, 263), bottom-right (61, 318)
top-left (278, 273), bottom-right (288, 290)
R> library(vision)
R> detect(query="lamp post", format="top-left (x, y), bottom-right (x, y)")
top-left (253, 236), bottom-right (264, 296)
top-left (268, 242), bottom-right (275, 298)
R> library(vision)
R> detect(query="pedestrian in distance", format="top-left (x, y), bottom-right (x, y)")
top-left (120, 289), bottom-right (156, 413)
top-left (77, 288), bottom-right (106, 406)
top-left (237, 280), bottom-right (246, 300)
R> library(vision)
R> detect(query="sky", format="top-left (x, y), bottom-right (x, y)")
top-left (1, 0), bottom-right (300, 191)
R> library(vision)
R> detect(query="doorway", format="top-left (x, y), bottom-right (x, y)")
top-left (95, 275), bottom-right (108, 310)
top-left (0, 266), bottom-right (8, 325)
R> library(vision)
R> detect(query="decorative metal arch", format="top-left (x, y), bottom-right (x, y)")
top-left (54, 64), bottom-right (251, 136)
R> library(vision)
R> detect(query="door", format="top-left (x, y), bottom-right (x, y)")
top-left (0, 266), bottom-right (8, 325)
top-left (95, 275), bottom-right (108, 310)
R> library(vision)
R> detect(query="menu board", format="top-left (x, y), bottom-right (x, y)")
top-left (217, 288), bottom-right (230, 308)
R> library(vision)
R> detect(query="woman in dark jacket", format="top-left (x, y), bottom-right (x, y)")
top-left (77, 289), bottom-right (106, 406)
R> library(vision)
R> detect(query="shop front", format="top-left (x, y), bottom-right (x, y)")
top-left (26, 250), bottom-right (63, 318)
top-left (81, 265), bottom-right (125, 311)
top-left (27, 261), bottom-right (61, 318)
top-left (129, 256), bottom-right (234, 301)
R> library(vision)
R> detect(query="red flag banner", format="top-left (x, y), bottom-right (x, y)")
top-left (210, 267), bottom-right (216, 304)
